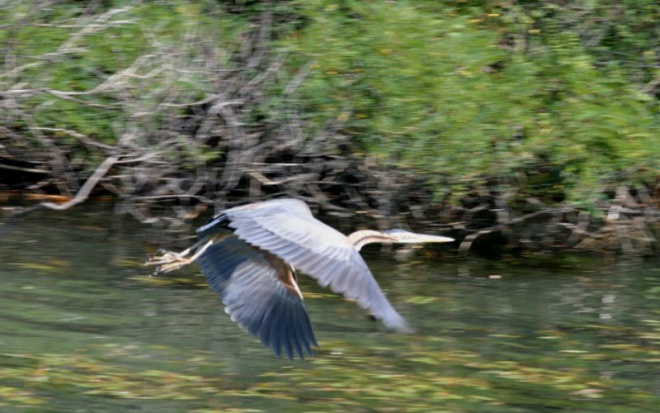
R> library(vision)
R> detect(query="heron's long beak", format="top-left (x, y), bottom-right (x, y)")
top-left (391, 232), bottom-right (454, 244)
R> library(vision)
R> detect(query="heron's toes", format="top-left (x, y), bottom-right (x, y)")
top-left (153, 258), bottom-right (191, 274)
top-left (144, 250), bottom-right (187, 272)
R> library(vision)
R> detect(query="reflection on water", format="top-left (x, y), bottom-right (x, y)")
top-left (0, 207), bottom-right (658, 412)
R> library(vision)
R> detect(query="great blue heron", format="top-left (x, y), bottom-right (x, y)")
top-left (145, 198), bottom-right (453, 359)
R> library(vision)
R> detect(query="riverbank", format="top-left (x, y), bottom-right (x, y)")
top-left (0, 1), bottom-right (657, 259)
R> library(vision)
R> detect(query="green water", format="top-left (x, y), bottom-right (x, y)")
top-left (0, 208), bottom-right (658, 412)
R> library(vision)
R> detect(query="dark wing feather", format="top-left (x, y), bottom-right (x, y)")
top-left (196, 235), bottom-right (317, 359)
top-left (210, 198), bottom-right (410, 332)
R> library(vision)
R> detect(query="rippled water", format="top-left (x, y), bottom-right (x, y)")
top-left (0, 207), bottom-right (658, 412)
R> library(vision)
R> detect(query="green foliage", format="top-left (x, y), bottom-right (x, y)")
top-left (282, 0), bottom-right (658, 201)
top-left (1, 1), bottom-right (249, 144)
top-left (1, 0), bottom-right (657, 205)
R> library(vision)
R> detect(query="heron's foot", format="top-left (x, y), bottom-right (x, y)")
top-left (144, 249), bottom-right (192, 274)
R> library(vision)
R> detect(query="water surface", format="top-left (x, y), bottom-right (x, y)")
top-left (0, 207), bottom-right (658, 412)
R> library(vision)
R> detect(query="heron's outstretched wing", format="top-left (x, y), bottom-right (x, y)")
top-left (198, 198), bottom-right (410, 332)
top-left (196, 235), bottom-right (317, 359)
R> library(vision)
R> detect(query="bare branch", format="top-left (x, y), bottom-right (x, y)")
top-left (39, 155), bottom-right (119, 211)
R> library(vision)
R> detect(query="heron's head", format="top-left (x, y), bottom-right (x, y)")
top-left (348, 229), bottom-right (454, 251)
top-left (382, 229), bottom-right (454, 244)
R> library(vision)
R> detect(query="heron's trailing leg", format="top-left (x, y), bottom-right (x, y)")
top-left (144, 239), bottom-right (215, 274)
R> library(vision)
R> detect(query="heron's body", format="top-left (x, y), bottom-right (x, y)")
top-left (146, 198), bottom-right (453, 359)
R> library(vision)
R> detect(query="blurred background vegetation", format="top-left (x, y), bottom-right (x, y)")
top-left (0, 0), bottom-right (658, 254)
top-left (288, 0), bottom-right (658, 201)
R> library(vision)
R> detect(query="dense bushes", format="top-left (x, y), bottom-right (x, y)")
top-left (284, 0), bottom-right (658, 202)
top-left (0, 1), bottom-right (657, 255)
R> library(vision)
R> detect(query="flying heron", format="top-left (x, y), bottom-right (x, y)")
top-left (145, 198), bottom-right (453, 359)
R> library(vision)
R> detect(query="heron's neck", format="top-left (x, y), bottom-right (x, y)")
top-left (347, 230), bottom-right (393, 251)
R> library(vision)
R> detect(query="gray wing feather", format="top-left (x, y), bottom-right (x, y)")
top-left (221, 199), bottom-right (410, 332)
top-left (196, 235), bottom-right (317, 359)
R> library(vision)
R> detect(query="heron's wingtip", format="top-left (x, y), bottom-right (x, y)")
top-left (376, 311), bottom-right (414, 334)
top-left (391, 321), bottom-right (415, 335)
